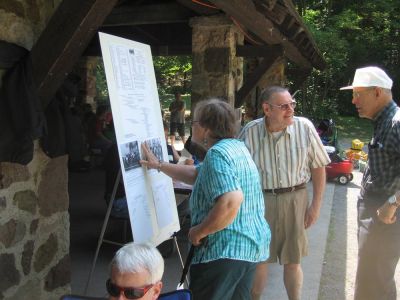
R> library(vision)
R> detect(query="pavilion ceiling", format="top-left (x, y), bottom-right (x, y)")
top-left (85, 0), bottom-right (325, 70)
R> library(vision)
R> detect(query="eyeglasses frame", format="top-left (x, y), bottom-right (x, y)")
top-left (352, 87), bottom-right (376, 99)
top-left (267, 101), bottom-right (297, 111)
top-left (106, 279), bottom-right (154, 299)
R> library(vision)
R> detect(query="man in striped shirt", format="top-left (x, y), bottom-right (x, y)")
top-left (340, 66), bottom-right (400, 300)
top-left (238, 86), bottom-right (330, 300)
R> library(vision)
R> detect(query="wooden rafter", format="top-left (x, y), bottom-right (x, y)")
top-left (103, 2), bottom-right (196, 26)
top-left (236, 44), bottom-right (282, 58)
top-left (235, 45), bottom-right (283, 108)
top-left (209, 0), bottom-right (312, 69)
top-left (176, 0), bottom-right (219, 15)
top-left (30, 0), bottom-right (118, 108)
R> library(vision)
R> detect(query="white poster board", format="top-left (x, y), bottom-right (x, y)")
top-left (99, 32), bottom-right (180, 246)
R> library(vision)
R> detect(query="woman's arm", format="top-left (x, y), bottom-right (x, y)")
top-left (140, 142), bottom-right (197, 184)
top-left (188, 190), bottom-right (243, 246)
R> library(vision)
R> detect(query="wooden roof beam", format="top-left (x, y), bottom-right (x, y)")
top-left (254, 0), bottom-right (278, 11)
top-left (103, 2), bottom-right (195, 26)
top-left (31, 0), bottom-right (118, 108)
top-left (236, 44), bottom-right (282, 57)
top-left (261, 2), bottom-right (288, 25)
top-left (209, 0), bottom-right (312, 69)
top-left (235, 45), bottom-right (283, 108)
top-left (176, 0), bottom-right (219, 15)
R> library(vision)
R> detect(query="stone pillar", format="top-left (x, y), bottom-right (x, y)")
top-left (74, 56), bottom-right (99, 110)
top-left (190, 15), bottom-right (244, 112)
top-left (243, 57), bottom-right (286, 119)
top-left (0, 1), bottom-right (70, 299)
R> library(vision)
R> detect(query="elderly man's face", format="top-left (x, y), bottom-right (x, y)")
top-left (108, 267), bottom-right (162, 300)
top-left (351, 87), bottom-right (379, 119)
top-left (262, 91), bottom-right (295, 131)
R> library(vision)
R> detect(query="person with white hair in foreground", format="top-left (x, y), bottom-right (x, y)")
top-left (107, 243), bottom-right (164, 300)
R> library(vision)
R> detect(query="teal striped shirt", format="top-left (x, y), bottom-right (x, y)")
top-left (190, 139), bottom-right (270, 264)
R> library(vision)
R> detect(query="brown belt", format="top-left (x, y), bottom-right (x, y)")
top-left (264, 183), bottom-right (306, 194)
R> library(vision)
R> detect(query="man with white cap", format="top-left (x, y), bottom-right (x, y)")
top-left (340, 66), bottom-right (400, 300)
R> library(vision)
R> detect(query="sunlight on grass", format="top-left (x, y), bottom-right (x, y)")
top-left (335, 116), bottom-right (373, 144)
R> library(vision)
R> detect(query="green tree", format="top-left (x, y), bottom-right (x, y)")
top-left (153, 55), bottom-right (192, 95)
top-left (291, 0), bottom-right (400, 118)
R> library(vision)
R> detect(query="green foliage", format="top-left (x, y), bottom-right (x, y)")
top-left (153, 55), bottom-right (192, 96)
top-left (96, 59), bottom-right (109, 101)
top-left (292, 0), bottom-right (400, 118)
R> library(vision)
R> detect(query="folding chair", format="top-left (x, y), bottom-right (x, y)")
top-left (159, 289), bottom-right (192, 300)
top-left (60, 295), bottom-right (106, 300)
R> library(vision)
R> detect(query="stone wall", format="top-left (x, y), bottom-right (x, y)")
top-left (0, 0), bottom-right (62, 50)
top-left (190, 15), bottom-right (244, 110)
top-left (74, 56), bottom-right (99, 109)
top-left (0, 1), bottom-right (70, 299)
top-left (244, 57), bottom-right (286, 119)
top-left (0, 144), bottom-right (70, 300)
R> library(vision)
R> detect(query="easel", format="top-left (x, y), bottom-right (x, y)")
top-left (84, 169), bottom-right (189, 295)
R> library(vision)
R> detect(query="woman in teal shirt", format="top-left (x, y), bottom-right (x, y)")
top-left (141, 98), bottom-right (270, 300)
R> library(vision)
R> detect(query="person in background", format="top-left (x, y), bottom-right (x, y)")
top-left (140, 98), bottom-right (270, 300)
top-left (88, 104), bottom-right (113, 154)
top-left (107, 243), bottom-right (164, 300)
top-left (163, 119), bottom-right (194, 165)
top-left (169, 92), bottom-right (186, 146)
top-left (238, 86), bottom-right (330, 300)
top-left (340, 66), bottom-right (400, 300)
top-left (183, 135), bottom-right (206, 165)
top-left (163, 120), bottom-right (180, 164)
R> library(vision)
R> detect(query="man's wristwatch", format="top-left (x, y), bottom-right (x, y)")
top-left (388, 195), bottom-right (400, 208)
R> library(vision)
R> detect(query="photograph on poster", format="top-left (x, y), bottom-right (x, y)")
top-left (120, 141), bottom-right (141, 171)
top-left (144, 138), bottom-right (164, 163)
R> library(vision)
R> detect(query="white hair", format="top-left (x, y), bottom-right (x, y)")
top-left (110, 243), bottom-right (164, 284)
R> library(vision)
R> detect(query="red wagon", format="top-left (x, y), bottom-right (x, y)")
top-left (324, 146), bottom-right (354, 185)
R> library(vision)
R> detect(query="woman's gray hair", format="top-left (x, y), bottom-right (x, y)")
top-left (259, 86), bottom-right (289, 103)
top-left (194, 98), bottom-right (237, 140)
top-left (110, 243), bottom-right (164, 284)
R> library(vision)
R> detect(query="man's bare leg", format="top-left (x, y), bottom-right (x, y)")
top-left (251, 262), bottom-right (268, 300)
top-left (283, 263), bottom-right (303, 300)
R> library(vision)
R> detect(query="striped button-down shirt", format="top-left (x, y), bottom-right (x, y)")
top-left (190, 139), bottom-right (270, 264)
top-left (238, 116), bottom-right (330, 189)
top-left (362, 101), bottom-right (400, 199)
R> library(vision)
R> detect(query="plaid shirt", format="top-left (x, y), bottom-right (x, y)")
top-left (362, 101), bottom-right (400, 200)
top-left (190, 139), bottom-right (270, 264)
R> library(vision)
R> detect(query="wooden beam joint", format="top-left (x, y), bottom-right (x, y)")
top-left (235, 46), bottom-right (283, 108)
top-left (30, 0), bottom-right (118, 108)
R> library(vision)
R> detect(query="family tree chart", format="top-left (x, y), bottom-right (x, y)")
top-left (99, 32), bottom-right (180, 246)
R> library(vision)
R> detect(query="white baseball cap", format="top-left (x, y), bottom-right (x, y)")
top-left (340, 66), bottom-right (393, 90)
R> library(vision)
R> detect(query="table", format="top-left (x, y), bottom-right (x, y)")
top-left (173, 180), bottom-right (193, 195)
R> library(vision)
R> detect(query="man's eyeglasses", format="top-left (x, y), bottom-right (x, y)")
top-left (352, 87), bottom-right (375, 99)
top-left (268, 101), bottom-right (296, 111)
top-left (106, 279), bottom-right (153, 299)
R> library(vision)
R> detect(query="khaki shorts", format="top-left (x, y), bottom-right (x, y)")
top-left (263, 188), bottom-right (309, 264)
